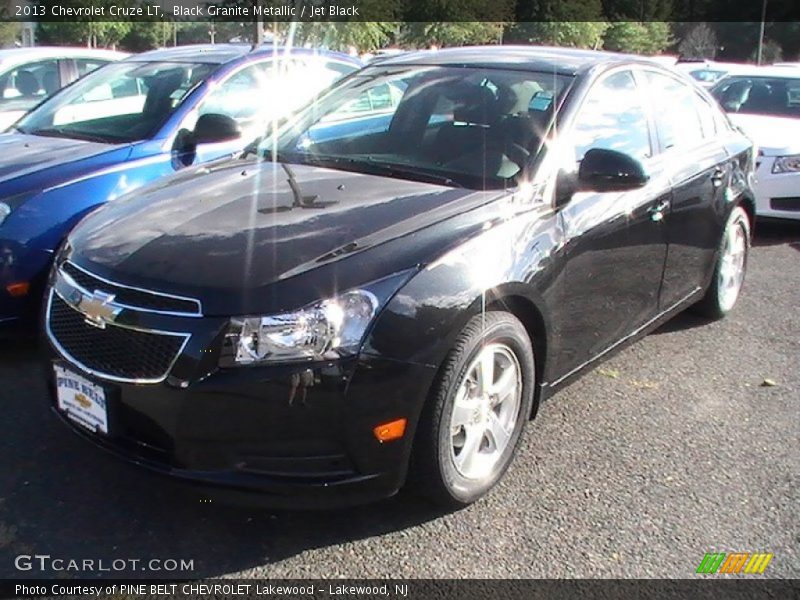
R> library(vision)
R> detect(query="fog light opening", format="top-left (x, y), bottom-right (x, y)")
top-left (373, 418), bottom-right (407, 443)
top-left (6, 282), bottom-right (29, 297)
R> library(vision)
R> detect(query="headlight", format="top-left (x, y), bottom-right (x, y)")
top-left (772, 154), bottom-right (800, 173)
top-left (0, 190), bottom-right (38, 227)
top-left (222, 289), bottom-right (381, 366)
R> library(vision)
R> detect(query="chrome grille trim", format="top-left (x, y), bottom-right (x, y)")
top-left (60, 261), bottom-right (203, 317)
top-left (45, 288), bottom-right (191, 385)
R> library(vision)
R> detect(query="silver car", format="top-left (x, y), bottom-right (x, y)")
top-left (0, 47), bottom-right (127, 131)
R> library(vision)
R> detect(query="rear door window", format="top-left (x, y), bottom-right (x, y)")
top-left (571, 69), bottom-right (652, 162)
top-left (644, 70), bottom-right (705, 151)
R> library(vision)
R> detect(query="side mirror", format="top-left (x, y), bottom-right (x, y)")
top-left (578, 148), bottom-right (649, 193)
top-left (193, 113), bottom-right (241, 145)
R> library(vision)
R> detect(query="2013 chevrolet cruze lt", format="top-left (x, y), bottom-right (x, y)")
top-left (44, 47), bottom-right (756, 509)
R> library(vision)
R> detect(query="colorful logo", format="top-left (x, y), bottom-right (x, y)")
top-left (74, 393), bottom-right (91, 409)
top-left (697, 552), bottom-right (773, 574)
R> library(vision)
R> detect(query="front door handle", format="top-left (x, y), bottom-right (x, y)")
top-left (711, 168), bottom-right (725, 188)
top-left (650, 198), bottom-right (670, 222)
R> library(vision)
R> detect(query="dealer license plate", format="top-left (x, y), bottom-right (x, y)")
top-left (54, 365), bottom-right (108, 434)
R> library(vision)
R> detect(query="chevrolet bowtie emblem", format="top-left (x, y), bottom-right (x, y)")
top-left (78, 290), bottom-right (120, 329)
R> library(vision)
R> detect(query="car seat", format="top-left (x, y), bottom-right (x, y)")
top-left (741, 83), bottom-right (773, 113)
top-left (42, 70), bottom-right (60, 96)
top-left (142, 70), bottom-right (186, 119)
top-left (15, 70), bottom-right (39, 97)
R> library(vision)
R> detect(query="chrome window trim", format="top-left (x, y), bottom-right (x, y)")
top-left (45, 289), bottom-right (191, 385)
top-left (62, 261), bottom-right (203, 317)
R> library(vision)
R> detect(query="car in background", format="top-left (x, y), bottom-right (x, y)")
top-left (0, 47), bottom-right (127, 131)
top-left (675, 59), bottom-right (745, 88)
top-left (0, 44), bottom-right (360, 331)
top-left (44, 46), bottom-right (755, 509)
top-left (711, 67), bottom-right (800, 221)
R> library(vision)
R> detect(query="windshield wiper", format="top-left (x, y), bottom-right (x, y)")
top-left (27, 127), bottom-right (115, 144)
top-left (274, 152), bottom-right (464, 188)
top-left (360, 160), bottom-right (465, 188)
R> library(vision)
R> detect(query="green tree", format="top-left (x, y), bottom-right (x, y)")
top-left (34, 1), bottom-right (132, 48)
top-left (0, 1), bottom-right (20, 47)
top-left (0, 22), bottom-right (20, 47)
top-left (751, 39), bottom-right (783, 64)
top-left (677, 22), bottom-right (718, 59)
top-left (400, 22), bottom-right (505, 48)
top-left (604, 21), bottom-right (672, 54)
top-left (507, 0), bottom-right (608, 48)
top-left (120, 7), bottom-right (173, 51)
top-left (37, 22), bottom-right (128, 48)
top-left (512, 22), bottom-right (608, 49)
top-left (287, 22), bottom-right (397, 52)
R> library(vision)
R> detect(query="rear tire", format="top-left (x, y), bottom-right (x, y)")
top-left (408, 311), bottom-right (535, 508)
top-left (693, 205), bottom-right (751, 319)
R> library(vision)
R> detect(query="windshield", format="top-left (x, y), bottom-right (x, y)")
top-left (16, 60), bottom-right (216, 143)
top-left (689, 69), bottom-right (727, 84)
top-left (261, 66), bottom-right (571, 189)
top-left (711, 75), bottom-right (800, 118)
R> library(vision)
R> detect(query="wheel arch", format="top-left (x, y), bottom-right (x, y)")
top-left (484, 291), bottom-right (549, 418)
top-left (737, 193), bottom-right (756, 234)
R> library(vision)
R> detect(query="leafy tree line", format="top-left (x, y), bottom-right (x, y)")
top-left (12, 0), bottom-right (799, 61)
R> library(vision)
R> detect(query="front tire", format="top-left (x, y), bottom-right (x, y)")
top-left (694, 205), bottom-right (751, 319)
top-left (409, 311), bottom-right (535, 508)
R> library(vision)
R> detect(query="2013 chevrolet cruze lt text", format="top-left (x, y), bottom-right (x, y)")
top-left (44, 47), bottom-right (756, 508)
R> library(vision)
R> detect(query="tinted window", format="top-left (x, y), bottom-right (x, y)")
top-left (268, 66), bottom-right (571, 189)
top-left (325, 61), bottom-right (358, 78)
top-left (198, 63), bottom-right (265, 129)
top-left (689, 69), bottom-right (727, 85)
top-left (644, 71), bottom-right (703, 151)
top-left (76, 59), bottom-right (110, 77)
top-left (694, 93), bottom-right (718, 138)
top-left (711, 75), bottom-right (800, 118)
top-left (17, 61), bottom-right (215, 143)
top-left (0, 58), bottom-right (60, 111)
top-left (572, 70), bottom-right (651, 162)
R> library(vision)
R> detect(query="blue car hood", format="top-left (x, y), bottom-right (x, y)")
top-left (0, 133), bottom-right (131, 187)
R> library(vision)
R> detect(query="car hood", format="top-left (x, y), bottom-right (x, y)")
top-left (68, 159), bottom-right (493, 315)
top-left (0, 132), bottom-right (127, 185)
top-left (727, 114), bottom-right (800, 155)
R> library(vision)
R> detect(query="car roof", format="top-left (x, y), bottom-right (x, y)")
top-left (719, 65), bottom-right (800, 79)
top-left (125, 44), bottom-right (360, 66)
top-left (0, 46), bottom-right (127, 63)
top-left (373, 45), bottom-right (648, 76)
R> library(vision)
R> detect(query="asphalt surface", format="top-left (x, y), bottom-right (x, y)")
top-left (0, 221), bottom-right (797, 580)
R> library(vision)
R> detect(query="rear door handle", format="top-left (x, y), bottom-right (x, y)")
top-left (650, 198), bottom-right (670, 222)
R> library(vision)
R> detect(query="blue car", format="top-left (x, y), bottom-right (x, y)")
top-left (0, 44), bottom-right (360, 331)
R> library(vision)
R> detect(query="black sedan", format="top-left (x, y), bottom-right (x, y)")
top-left (43, 47), bottom-right (756, 509)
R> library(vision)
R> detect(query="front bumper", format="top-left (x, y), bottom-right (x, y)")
top-left (754, 158), bottom-right (800, 221)
top-left (0, 240), bottom-right (53, 330)
top-left (45, 348), bottom-right (437, 509)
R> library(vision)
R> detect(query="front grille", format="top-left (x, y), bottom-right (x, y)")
top-left (48, 293), bottom-right (187, 382)
top-left (770, 197), bottom-right (800, 212)
top-left (61, 262), bottom-right (200, 315)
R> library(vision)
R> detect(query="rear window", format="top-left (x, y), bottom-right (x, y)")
top-left (711, 76), bottom-right (800, 118)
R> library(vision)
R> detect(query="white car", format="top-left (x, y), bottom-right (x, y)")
top-left (675, 60), bottom-right (746, 88)
top-left (711, 67), bottom-right (800, 221)
top-left (0, 47), bottom-right (127, 131)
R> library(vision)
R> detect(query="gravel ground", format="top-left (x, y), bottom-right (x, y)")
top-left (0, 221), bottom-right (797, 580)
